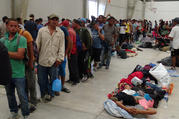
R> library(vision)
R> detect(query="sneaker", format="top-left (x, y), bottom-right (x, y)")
top-left (8, 112), bottom-right (20, 119)
top-left (170, 66), bottom-right (176, 70)
top-left (45, 95), bottom-right (54, 102)
top-left (62, 86), bottom-right (71, 93)
top-left (55, 92), bottom-right (60, 96)
top-left (41, 97), bottom-right (49, 103)
top-left (81, 76), bottom-right (88, 82)
top-left (24, 116), bottom-right (29, 119)
top-left (29, 104), bottom-right (36, 113)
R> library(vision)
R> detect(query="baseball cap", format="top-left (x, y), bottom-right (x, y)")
top-left (48, 14), bottom-right (59, 19)
top-left (62, 20), bottom-right (69, 27)
top-left (173, 17), bottom-right (179, 23)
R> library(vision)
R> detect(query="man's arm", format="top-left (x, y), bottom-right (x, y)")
top-left (65, 35), bottom-right (73, 56)
top-left (24, 31), bottom-right (34, 69)
top-left (36, 29), bottom-right (42, 52)
top-left (115, 101), bottom-right (156, 115)
top-left (8, 48), bottom-right (25, 60)
top-left (55, 31), bottom-right (65, 67)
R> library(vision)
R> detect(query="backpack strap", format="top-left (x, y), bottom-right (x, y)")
top-left (16, 35), bottom-right (21, 47)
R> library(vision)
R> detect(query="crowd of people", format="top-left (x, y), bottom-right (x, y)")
top-left (0, 13), bottom-right (179, 119)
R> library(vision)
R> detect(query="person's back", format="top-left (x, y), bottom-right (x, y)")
top-left (25, 20), bottom-right (37, 40)
top-left (0, 42), bottom-right (11, 85)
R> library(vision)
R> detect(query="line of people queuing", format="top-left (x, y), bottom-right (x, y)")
top-left (0, 13), bottom-right (178, 119)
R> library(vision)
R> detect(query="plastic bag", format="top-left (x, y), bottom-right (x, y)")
top-left (149, 63), bottom-right (171, 88)
top-left (35, 79), bottom-right (41, 99)
top-left (52, 78), bottom-right (62, 92)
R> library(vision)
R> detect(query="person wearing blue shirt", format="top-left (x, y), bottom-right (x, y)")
top-left (90, 21), bottom-right (104, 71)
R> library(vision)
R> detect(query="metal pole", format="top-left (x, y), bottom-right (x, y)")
top-left (142, 0), bottom-right (146, 19)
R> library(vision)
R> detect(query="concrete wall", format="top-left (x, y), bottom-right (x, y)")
top-left (26, 0), bottom-right (84, 21)
top-left (145, 1), bottom-right (179, 23)
top-left (132, 0), bottom-right (143, 20)
top-left (105, 0), bottom-right (128, 20)
top-left (0, 0), bottom-right (11, 21)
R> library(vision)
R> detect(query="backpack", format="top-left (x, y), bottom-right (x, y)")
top-left (0, 42), bottom-right (11, 85)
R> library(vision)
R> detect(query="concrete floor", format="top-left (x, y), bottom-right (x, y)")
top-left (0, 48), bottom-right (179, 119)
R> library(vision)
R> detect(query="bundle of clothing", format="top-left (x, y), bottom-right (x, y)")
top-left (105, 63), bottom-right (174, 119)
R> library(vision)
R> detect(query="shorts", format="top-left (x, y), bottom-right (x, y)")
top-left (92, 48), bottom-right (102, 62)
top-left (171, 49), bottom-right (179, 57)
top-left (58, 58), bottom-right (66, 77)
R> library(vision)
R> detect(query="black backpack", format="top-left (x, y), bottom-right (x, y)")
top-left (0, 42), bottom-right (11, 85)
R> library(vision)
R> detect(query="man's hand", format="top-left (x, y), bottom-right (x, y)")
top-left (126, 108), bottom-right (138, 115)
top-left (55, 60), bottom-right (62, 67)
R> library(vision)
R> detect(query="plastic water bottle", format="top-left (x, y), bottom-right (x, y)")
top-left (163, 93), bottom-right (169, 108)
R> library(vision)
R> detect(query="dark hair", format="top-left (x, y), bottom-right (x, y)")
top-left (73, 19), bottom-right (81, 25)
top-left (2, 16), bottom-right (8, 23)
top-left (24, 19), bottom-right (27, 24)
top-left (107, 16), bottom-right (115, 21)
top-left (16, 17), bottom-right (21, 23)
top-left (29, 14), bottom-right (34, 18)
top-left (6, 18), bottom-right (17, 25)
top-left (61, 18), bottom-right (65, 22)
top-left (39, 18), bottom-right (43, 22)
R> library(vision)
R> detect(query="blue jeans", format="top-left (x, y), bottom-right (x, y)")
top-left (37, 64), bottom-right (57, 97)
top-left (100, 45), bottom-right (112, 67)
top-left (146, 82), bottom-right (162, 92)
top-left (5, 78), bottom-right (29, 116)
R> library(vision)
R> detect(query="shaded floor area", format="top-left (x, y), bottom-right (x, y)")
top-left (0, 48), bottom-right (179, 119)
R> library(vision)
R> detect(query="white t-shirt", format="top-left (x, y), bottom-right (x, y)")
top-left (120, 26), bottom-right (126, 34)
top-left (169, 25), bottom-right (179, 49)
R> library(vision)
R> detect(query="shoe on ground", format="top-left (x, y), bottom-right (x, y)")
top-left (170, 66), bottom-right (176, 70)
top-left (71, 82), bottom-right (77, 86)
top-left (24, 116), bottom-right (29, 119)
top-left (106, 66), bottom-right (109, 69)
top-left (81, 76), bottom-right (88, 82)
top-left (8, 112), bottom-right (20, 119)
top-left (55, 92), bottom-right (60, 96)
top-left (66, 80), bottom-right (72, 84)
top-left (29, 103), bottom-right (36, 113)
top-left (62, 86), bottom-right (71, 93)
top-left (45, 95), bottom-right (54, 102)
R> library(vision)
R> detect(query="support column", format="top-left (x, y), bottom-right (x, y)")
top-left (142, 0), bottom-right (146, 20)
top-left (20, 0), bottom-right (29, 20)
top-left (127, 0), bottom-right (137, 19)
top-left (11, 0), bottom-right (15, 18)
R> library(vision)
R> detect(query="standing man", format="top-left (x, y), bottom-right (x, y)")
top-left (0, 19), bottom-right (29, 119)
top-left (18, 26), bottom-right (37, 111)
top-left (63, 20), bottom-right (80, 85)
top-left (36, 14), bottom-right (65, 102)
top-left (98, 17), bottom-right (118, 69)
top-left (169, 17), bottom-right (179, 70)
top-left (72, 19), bottom-right (92, 81)
top-left (0, 16), bottom-right (8, 38)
